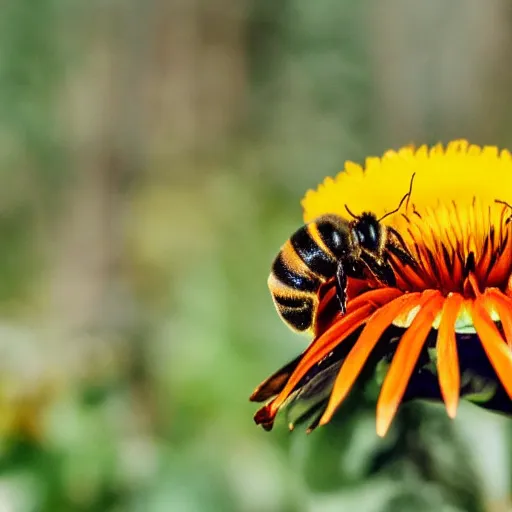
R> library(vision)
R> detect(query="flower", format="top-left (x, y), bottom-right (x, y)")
top-left (251, 140), bottom-right (512, 437)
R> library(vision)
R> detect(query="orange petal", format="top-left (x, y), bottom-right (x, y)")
top-left (475, 233), bottom-right (493, 278)
top-left (466, 272), bottom-right (481, 297)
top-left (433, 245), bottom-right (453, 290)
top-left (250, 354), bottom-right (302, 402)
top-left (319, 292), bottom-right (422, 425)
top-left (265, 303), bottom-right (374, 421)
top-left (318, 283), bottom-right (337, 305)
top-left (436, 293), bottom-right (463, 418)
top-left (471, 298), bottom-right (512, 400)
top-left (485, 288), bottom-right (512, 347)
top-left (376, 290), bottom-right (444, 437)
top-left (346, 287), bottom-right (403, 313)
top-left (449, 246), bottom-right (464, 288)
top-left (487, 232), bottom-right (512, 285)
top-left (389, 251), bottom-right (427, 290)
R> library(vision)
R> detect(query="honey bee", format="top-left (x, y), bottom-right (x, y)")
top-left (268, 174), bottom-right (416, 333)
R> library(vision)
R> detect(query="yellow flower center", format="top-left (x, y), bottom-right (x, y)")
top-left (303, 139), bottom-right (512, 324)
top-left (389, 201), bottom-right (512, 295)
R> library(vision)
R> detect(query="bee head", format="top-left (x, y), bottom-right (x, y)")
top-left (353, 212), bottom-right (384, 254)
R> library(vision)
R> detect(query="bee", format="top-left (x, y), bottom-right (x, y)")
top-left (268, 174), bottom-right (417, 333)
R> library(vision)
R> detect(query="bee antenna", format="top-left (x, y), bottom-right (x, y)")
top-left (344, 204), bottom-right (359, 220)
top-left (495, 199), bottom-right (512, 225)
top-left (378, 172), bottom-right (416, 222)
top-left (495, 199), bottom-right (512, 210)
top-left (405, 172), bottom-right (416, 210)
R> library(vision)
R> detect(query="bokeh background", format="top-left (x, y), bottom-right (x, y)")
top-left (3, 0), bottom-right (512, 511)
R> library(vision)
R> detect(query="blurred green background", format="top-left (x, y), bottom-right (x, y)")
top-left (2, 1), bottom-right (512, 511)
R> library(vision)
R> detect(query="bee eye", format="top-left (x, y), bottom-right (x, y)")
top-left (356, 222), bottom-right (380, 251)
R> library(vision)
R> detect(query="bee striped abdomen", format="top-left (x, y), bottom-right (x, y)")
top-left (269, 223), bottom-right (338, 332)
top-left (290, 224), bottom-right (337, 278)
top-left (271, 250), bottom-right (320, 292)
top-left (272, 293), bottom-right (315, 332)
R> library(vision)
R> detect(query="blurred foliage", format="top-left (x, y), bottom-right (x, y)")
top-left (0, 0), bottom-right (512, 511)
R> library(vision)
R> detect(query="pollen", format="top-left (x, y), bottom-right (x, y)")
top-left (251, 140), bottom-right (512, 438)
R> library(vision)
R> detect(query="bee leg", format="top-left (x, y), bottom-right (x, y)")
top-left (360, 252), bottom-right (397, 287)
top-left (387, 227), bottom-right (409, 251)
top-left (387, 241), bottom-right (418, 269)
top-left (336, 258), bottom-right (370, 314)
top-left (386, 227), bottom-right (418, 269)
top-left (335, 261), bottom-right (348, 315)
